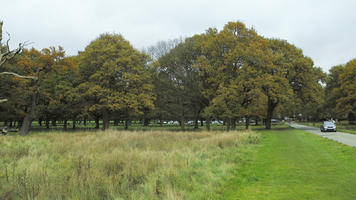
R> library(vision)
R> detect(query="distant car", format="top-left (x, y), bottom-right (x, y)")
top-left (186, 121), bottom-right (194, 125)
top-left (320, 121), bottom-right (336, 132)
top-left (271, 119), bottom-right (279, 123)
top-left (167, 121), bottom-right (179, 125)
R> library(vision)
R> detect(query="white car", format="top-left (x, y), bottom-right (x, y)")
top-left (320, 121), bottom-right (336, 132)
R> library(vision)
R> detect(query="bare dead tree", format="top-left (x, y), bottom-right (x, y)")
top-left (0, 21), bottom-right (39, 135)
top-left (0, 21), bottom-right (37, 104)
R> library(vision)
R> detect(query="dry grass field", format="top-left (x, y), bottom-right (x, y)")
top-left (0, 129), bottom-right (258, 200)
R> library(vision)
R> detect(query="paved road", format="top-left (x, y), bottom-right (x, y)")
top-left (289, 123), bottom-right (356, 147)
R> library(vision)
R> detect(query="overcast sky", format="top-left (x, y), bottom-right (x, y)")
top-left (2, 0), bottom-right (356, 72)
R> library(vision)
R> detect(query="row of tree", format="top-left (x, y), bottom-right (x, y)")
top-left (1, 21), bottom-right (353, 134)
top-left (323, 60), bottom-right (356, 123)
top-left (1, 32), bottom-right (155, 134)
top-left (149, 22), bottom-right (324, 130)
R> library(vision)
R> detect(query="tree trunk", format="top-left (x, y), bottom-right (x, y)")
top-left (114, 119), bottom-right (119, 126)
top-left (206, 118), bottom-right (211, 131)
top-left (45, 119), bottom-right (50, 129)
top-left (255, 117), bottom-right (259, 126)
top-left (180, 118), bottom-right (185, 130)
top-left (159, 119), bottom-right (163, 127)
top-left (9, 120), bottom-right (13, 128)
top-left (266, 111), bottom-right (272, 129)
top-left (95, 118), bottom-right (100, 129)
top-left (39, 118), bottom-right (42, 126)
top-left (348, 112), bottom-right (355, 125)
top-left (200, 118), bottom-right (204, 126)
top-left (226, 118), bottom-right (231, 131)
top-left (124, 119), bottom-right (129, 130)
top-left (245, 117), bottom-right (250, 130)
top-left (72, 119), bottom-right (76, 130)
top-left (266, 97), bottom-right (278, 129)
top-left (18, 120), bottom-right (23, 128)
top-left (19, 90), bottom-right (38, 135)
top-left (194, 117), bottom-right (199, 129)
top-left (83, 117), bottom-right (87, 126)
top-left (52, 119), bottom-right (57, 127)
top-left (144, 118), bottom-right (150, 127)
top-left (63, 120), bottom-right (68, 131)
top-left (231, 118), bottom-right (236, 130)
top-left (102, 109), bottom-right (109, 130)
top-left (19, 116), bottom-right (31, 134)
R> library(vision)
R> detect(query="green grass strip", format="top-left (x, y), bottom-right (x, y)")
top-left (224, 127), bottom-right (356, 200)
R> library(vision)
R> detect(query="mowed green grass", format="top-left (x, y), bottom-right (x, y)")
top-left (0, 129), bottom-right (258, 200)
top-left (224, 127), bottom-right (356, 200)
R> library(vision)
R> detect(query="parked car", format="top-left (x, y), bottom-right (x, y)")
top-left (320, 121), bottom-right (336, 132)
top-left (271, 119), bottom-right (279, 123)
top-left (186, 121), bottom-right (194, 125)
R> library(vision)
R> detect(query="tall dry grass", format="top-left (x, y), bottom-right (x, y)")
top-left (0, 130), bottom-right (259, 200)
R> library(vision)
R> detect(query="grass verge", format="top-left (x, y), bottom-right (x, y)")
top-left (224, 127), bottom-right (356, 200)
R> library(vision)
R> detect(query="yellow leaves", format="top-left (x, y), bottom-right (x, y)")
top-left (334, 59), bottom-right (356, 113)
top-left (198, 23), bottom-right (321, 120)
top-left (77, 33), bottom-right (155, 117)
top-left (222, 21), bottom-right (248, 38)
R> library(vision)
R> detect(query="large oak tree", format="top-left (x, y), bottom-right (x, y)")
top-left (78, 33), bottom-right (154, 130)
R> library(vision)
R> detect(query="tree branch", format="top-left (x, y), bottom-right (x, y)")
top-left (0, 21), bottom-right (36, 105)
top-left (6, 32), bottom-right (11, 52)
top-left (0, 21), bottom-right (27, 67)
top-left (0, 21), bottom-right (3, 44)
top-left (0, 42), bottom-right (25, 66)
top-left (0, 72), bottom-right (38, 80)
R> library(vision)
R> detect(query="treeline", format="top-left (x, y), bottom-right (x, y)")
top-left (0, 21), bottom-right (353, 134)
top-left (322, 60), bottom-right (356, 123)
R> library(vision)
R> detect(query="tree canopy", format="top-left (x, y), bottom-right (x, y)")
top-left (2, 20), bottom-right (354, 133)
top-left (78, 33), bottom-right (154, 130)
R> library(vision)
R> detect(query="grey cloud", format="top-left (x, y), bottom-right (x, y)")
top-left (1, 0), bottom-right (356, 72)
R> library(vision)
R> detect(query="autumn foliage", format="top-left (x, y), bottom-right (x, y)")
top-left (1, 21), bottom-right (354, 133)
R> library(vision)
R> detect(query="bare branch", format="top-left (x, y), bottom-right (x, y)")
top-left (6, 32), bottom-right (11, 52)
top-left (0, 43), bottom-right (25, 66)
top-left (0, 21), bottom-right (3, 44)
top-left (0, 21), bottom-right (36, 106)
top-left (0, 72), bottom-right (38, 80)
top-left (0, 21), bottom-right (26, 67)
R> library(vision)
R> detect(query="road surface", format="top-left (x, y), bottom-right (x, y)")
top-left (289, 123), bottom-right (356, 147)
